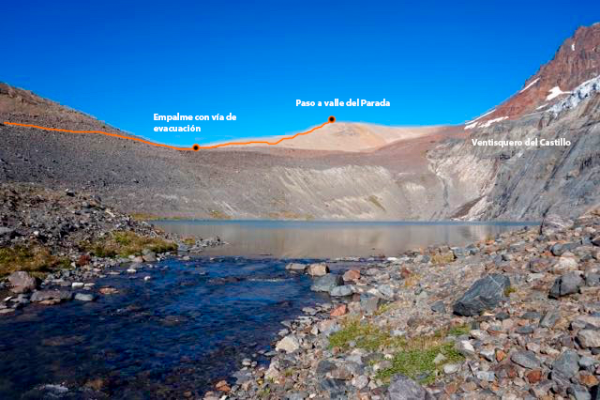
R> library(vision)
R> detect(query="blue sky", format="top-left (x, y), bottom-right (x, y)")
top-left (3, 0), bottom-right (599, 146)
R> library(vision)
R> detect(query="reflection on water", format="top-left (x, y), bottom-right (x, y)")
top-left (156, 220), bottom-right (535, 258)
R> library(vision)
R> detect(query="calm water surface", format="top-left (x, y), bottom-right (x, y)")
top-left (156, 220), bottom-right (534, 258)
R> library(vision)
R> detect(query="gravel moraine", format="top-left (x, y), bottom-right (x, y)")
top-left (208, 208), bottom-right (600, 399)
top-left (0, 183), bottom-right (222, 315)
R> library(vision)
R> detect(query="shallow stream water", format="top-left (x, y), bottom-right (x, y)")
top-left (0, 221), bottom-right (533, 398)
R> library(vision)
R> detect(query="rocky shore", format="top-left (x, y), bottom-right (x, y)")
top-left (208, 209), bottom-right (600, 400)
top-left (0, 183), bottom-right (222, 314)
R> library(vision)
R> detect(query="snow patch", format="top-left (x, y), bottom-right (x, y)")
top-left (536, 103), bottom-right (549, 110)
top-left (546, 86), bottom-right (570, 101)
top-left (520, 78), bottom-right (540, 93)
top-left (479, 116), bottom-right (508, 128)
top-left (571, 43), bottom-right (575, 51)
top-left (550, 75), bottom-right (600, 115)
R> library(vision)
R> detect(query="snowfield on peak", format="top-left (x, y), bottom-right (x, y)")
top-left (546, 86), bottom-right (570, 101)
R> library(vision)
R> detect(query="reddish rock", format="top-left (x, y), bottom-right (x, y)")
top-left (215, 380), bottom-right (230, 392)
top-left (77, 254), bottom-right (91, 266)
top-left (496, 350), bottom-right (507, 362)
top-left (467, 24), bottom-right (600, 128)
top-left (444, 383), bottom-right (458, 395)
top-left (400, 267), bottom-right (412, 279)
top-left (330, 304), bottom-right (348, 317)
top-left (99, 287), bottom-right (119, 295)
top-left (342, 269), bottom-right (360, 282)
top-left (578, 371), bottom-right (599, 387)
top-left (526, 369), bottom-right (543, 384)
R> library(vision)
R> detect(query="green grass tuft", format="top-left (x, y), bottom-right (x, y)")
top-left (377, 342), bottom-right (464, 385)
top-left (83, 231), bottom-right (177, 258)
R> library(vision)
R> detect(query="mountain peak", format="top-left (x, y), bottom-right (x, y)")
top-left (467, 23), bottom-right (600, 129)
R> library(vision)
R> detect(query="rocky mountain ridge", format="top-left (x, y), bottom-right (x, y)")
top-left (1, 24), bottom-right (600, 221)
top-left (467, 23), bottom-right (600, 130)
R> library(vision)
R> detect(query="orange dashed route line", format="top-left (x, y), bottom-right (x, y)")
top-left (3, 116), bottom-right (336, 152)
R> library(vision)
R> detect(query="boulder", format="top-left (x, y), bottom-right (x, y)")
top-left (549, 272), bottom-right (583, 298)
top-left (540, 214), bottom-right (574, 235)
top-left (310, 274), bottom-right (342, 293)
top-left (275, 335), bottom-right (300, 353)
top-left (453, 274), bottom-right (510, 316)
top-left (307, 263), bottom-right (329, 277)
top-left (577, 330), bottom-right (600, 348)
top-left (553, 350), bottom-right (580, 378)
top-left (511, 351), bottom-right (541, 369)
top-left (342, 269), bottom-right (360, 282)
top-left (387, 374), bottom-right (431, 400)
top-left (8, 271), bottom-right (37, 293)
top-left (330, 285), bottom-right (353, 297)
top-left (31, 290), bottom-right (72, 304)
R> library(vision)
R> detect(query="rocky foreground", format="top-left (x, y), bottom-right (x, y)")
top-left (0, 183), bottom-right (221, 313)
top-left (210, 209), bottom-right (600, 400)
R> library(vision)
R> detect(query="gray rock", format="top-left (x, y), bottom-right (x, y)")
top-left (0, 227), bottom-right (15, 237)
top-left (74, 293), bottom-right (95, 302)
top-left (511, 351), bottom-right (540, 369)
top-left (592, 235), bottom-right (600, 247)
top-left (142, 251), bottom-right (157, 262)
top-left (540, 214), bottom-right (573, 235)
top-left (443, 364), bottom-right (461, 374)
top-left (377, 284), bottom-right (395, 299)
top-left (275, 335), bottom-right (300, 353)
top-left (360, 294), bottom-right (380, 314)
top-left (318, 378), bottom-right (347, 398)
top-left (7, 271), bottom-right (37, 293)
top-left (540, 311), bottom-right (560, 328)
top-left (451, 247), bottom-right (466, 259)
top-left (430, 300), bottom-right (446, 313)
top-left (476, 371), bottom-right (495, 382)
top-left (549, 272), bottom-right (583, 298)
top-left (585, 272), bottom-right (600, 287)
top-left (553, 349), bottom-right (580, 377)
top-left (388, 374), bottom-right (431, 400)
top-left (579, 356), bottom-right (597, 369)
top-left (286, 393), bottom-right (307, 400)
top-left (567, 385), bottom-right (591, 400)
top-left (310, 274), bottom-right (343, 293)
top-left (330, 285), bottom-right (353, 297)
top-left (30, 290), bottom-right (72, 303)
top-left (521, 311), bottom-right (541, 320)
top-left (453, 274), bottom-right (510, 316)
top-left (316, 360), bottom-right (336, 376)
top-left (578, 330), bottom-right (600, 348)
